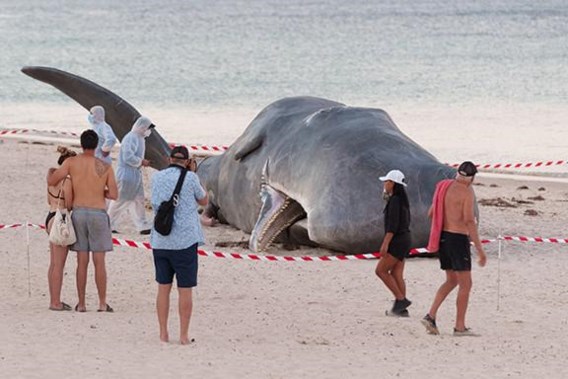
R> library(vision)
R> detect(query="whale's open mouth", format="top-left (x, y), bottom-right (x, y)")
top-left (249, 184), bottom-right (306, 252)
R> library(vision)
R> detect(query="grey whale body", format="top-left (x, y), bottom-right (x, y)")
top-left (198, 96), bottom-right (456, 254)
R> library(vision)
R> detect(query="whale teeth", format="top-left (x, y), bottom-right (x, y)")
top-left (256, 199), bottom-right (305, 252)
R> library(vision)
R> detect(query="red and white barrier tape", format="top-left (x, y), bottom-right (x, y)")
top-left (0, 223), bottom-right (45, 230)
top-left (3, 127), bottom-right (567, 169)
top-left (502, 236), bottom-right (568, 244)
top-left (111, 236), bottom-right (437, 261)
top-left (110, 237), bottom-right (499, 261)
top-left (2, 222), bottom-right (424, 261)
top-left (447, 160), bottom-right (566, 170)
top-left (168, 143), bottom-right (229, 154)
top-left (5, 222), bottom-right (565, 262)
top-left (0, 128), bottom-right (79, 138)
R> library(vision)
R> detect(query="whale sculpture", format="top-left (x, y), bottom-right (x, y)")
top-left (22, 66), bottom-right (457, 254)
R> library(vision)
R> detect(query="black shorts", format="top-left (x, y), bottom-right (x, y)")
top-left (388, 232), bottom-right (411, 262)
top-left (45, 211), bottom-right (56, 230)
top-left (439, 231), bottom-right (471, 271)
top-left (153, 243), bottom-right (199, 288)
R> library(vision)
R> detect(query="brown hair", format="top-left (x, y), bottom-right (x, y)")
top-left (57, 146), bottom-right (77, 165)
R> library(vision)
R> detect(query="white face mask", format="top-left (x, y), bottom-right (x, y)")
top-left (88, 114), bottom-right (96, 124)
top-left (382, 190), bottom-right (391, 201)
top-left (144, 129), bottom-right (152, 138)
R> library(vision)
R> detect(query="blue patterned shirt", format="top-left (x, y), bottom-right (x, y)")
top-left (150, 166), bottom-right (206, 250)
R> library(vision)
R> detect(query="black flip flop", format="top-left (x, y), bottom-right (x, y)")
top-left (97, 304), bottom-right (114, 313)
top-left (49, 302), bottom-right (72, 311)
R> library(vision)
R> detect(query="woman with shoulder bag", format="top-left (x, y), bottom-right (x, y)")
top-left (45, 146), bottom-right (76, 311)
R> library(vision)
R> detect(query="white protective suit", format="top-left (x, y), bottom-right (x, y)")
top-left (88, 105), bottom-right (117, 165)
top-left (107, 116), bottom-right (153, 233)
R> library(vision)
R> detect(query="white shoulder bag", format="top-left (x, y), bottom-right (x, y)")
top-left (48, 179), bottom-right (76, 246)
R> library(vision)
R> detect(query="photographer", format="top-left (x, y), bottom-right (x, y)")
top-left (150, 146), bottom-right (208, 344)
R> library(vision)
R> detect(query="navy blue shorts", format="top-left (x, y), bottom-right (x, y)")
top-left (439, 231), bottom-right (471, 271)
top-left (153, 244), bottom-right (198, 288)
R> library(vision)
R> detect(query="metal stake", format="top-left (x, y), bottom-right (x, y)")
top-left (497, 233), bottom-right (503, 311)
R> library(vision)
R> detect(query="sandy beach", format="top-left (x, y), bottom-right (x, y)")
top-left (1, 138), bottom-right (568, 379)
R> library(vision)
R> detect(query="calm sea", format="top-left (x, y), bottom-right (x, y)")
top-left (1, 0), bottom-right (567, 173)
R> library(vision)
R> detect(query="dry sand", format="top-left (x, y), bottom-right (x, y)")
top-left (1, 139), bottom-right (568, 379)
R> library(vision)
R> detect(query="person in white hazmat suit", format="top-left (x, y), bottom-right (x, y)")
top-left (108, 116), bottom-right (154, 235)
top-left (88, 105), bottom-right (117, 165)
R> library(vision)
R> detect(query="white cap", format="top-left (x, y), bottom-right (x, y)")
top-left (379, 169), bottom-right (407, 187)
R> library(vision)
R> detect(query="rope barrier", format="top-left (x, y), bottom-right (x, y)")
top-left (3, 222), bottom-right (565, 262)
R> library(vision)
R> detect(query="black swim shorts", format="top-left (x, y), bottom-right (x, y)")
top-left (153, 243), bottom-right (199, 288)
top-left (388, 232), bottom-right (411, 262)
top-left (438, 231), bottom-right (471, 271)
top-left (45, 211), bottom-right (56, 231)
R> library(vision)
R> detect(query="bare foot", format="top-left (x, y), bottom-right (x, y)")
top-left (180, 337), bottom-right (195, 345)
top-left (160, 332), bottom-right (169, 343)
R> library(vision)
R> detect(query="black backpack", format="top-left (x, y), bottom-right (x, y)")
top-left (154, 166), bottom-right (188, 236)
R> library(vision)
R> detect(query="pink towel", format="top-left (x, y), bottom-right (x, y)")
top-left (427, 179), bottom-right (453, 253)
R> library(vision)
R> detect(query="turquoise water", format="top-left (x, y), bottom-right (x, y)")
top-left (1, 0), bottom-right (567, 107)
top-left (1, 0), bottom-right (567, 171)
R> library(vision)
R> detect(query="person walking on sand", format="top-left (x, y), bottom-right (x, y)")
top-left (47, 130), bottom-right (118, 313)
top-left (421, 161), bottom-right (487, 336)
top-left (107, 116), bottom-right (154, 235)
top-left (87, 105), bottom-right (117, 165)
top-left (45, 146), bottom-right (77, 311)
top-left (151, 146), bottom-right (208, 344)
top-left (375, 170), bottom-right (412, 316)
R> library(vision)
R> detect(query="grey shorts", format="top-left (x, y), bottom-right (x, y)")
top-left (70, 207), bottom-right (113, 253)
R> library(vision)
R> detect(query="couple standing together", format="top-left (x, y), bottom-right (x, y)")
top-left (46, 130), bottom-right (118, 312)
top-left (46, 108), bottom-right (155, 312)
top-left (375, 162), bottom-right (487, 336)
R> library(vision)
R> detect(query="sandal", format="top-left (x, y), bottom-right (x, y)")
top-left (49, 302), bottom-right (72, 311)
top-left (74, 304), bottom-right (87, 312)
top-left (421, 314), bottom-right (440, 335)
top-left (453, 328), bottom-right (480, 337)
top-left (97, 304), bottom-right (114, 313)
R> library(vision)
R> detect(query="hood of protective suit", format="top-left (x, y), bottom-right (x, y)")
top-left (89, 105), bottom-right (105, 124)
top-left (131, 116), bottom-right (153, 138)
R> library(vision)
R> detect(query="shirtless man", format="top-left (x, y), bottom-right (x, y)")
top-left (421, 161), bottom-right (487, 336)
top-left (47, 130), bottom-right (118, 313)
